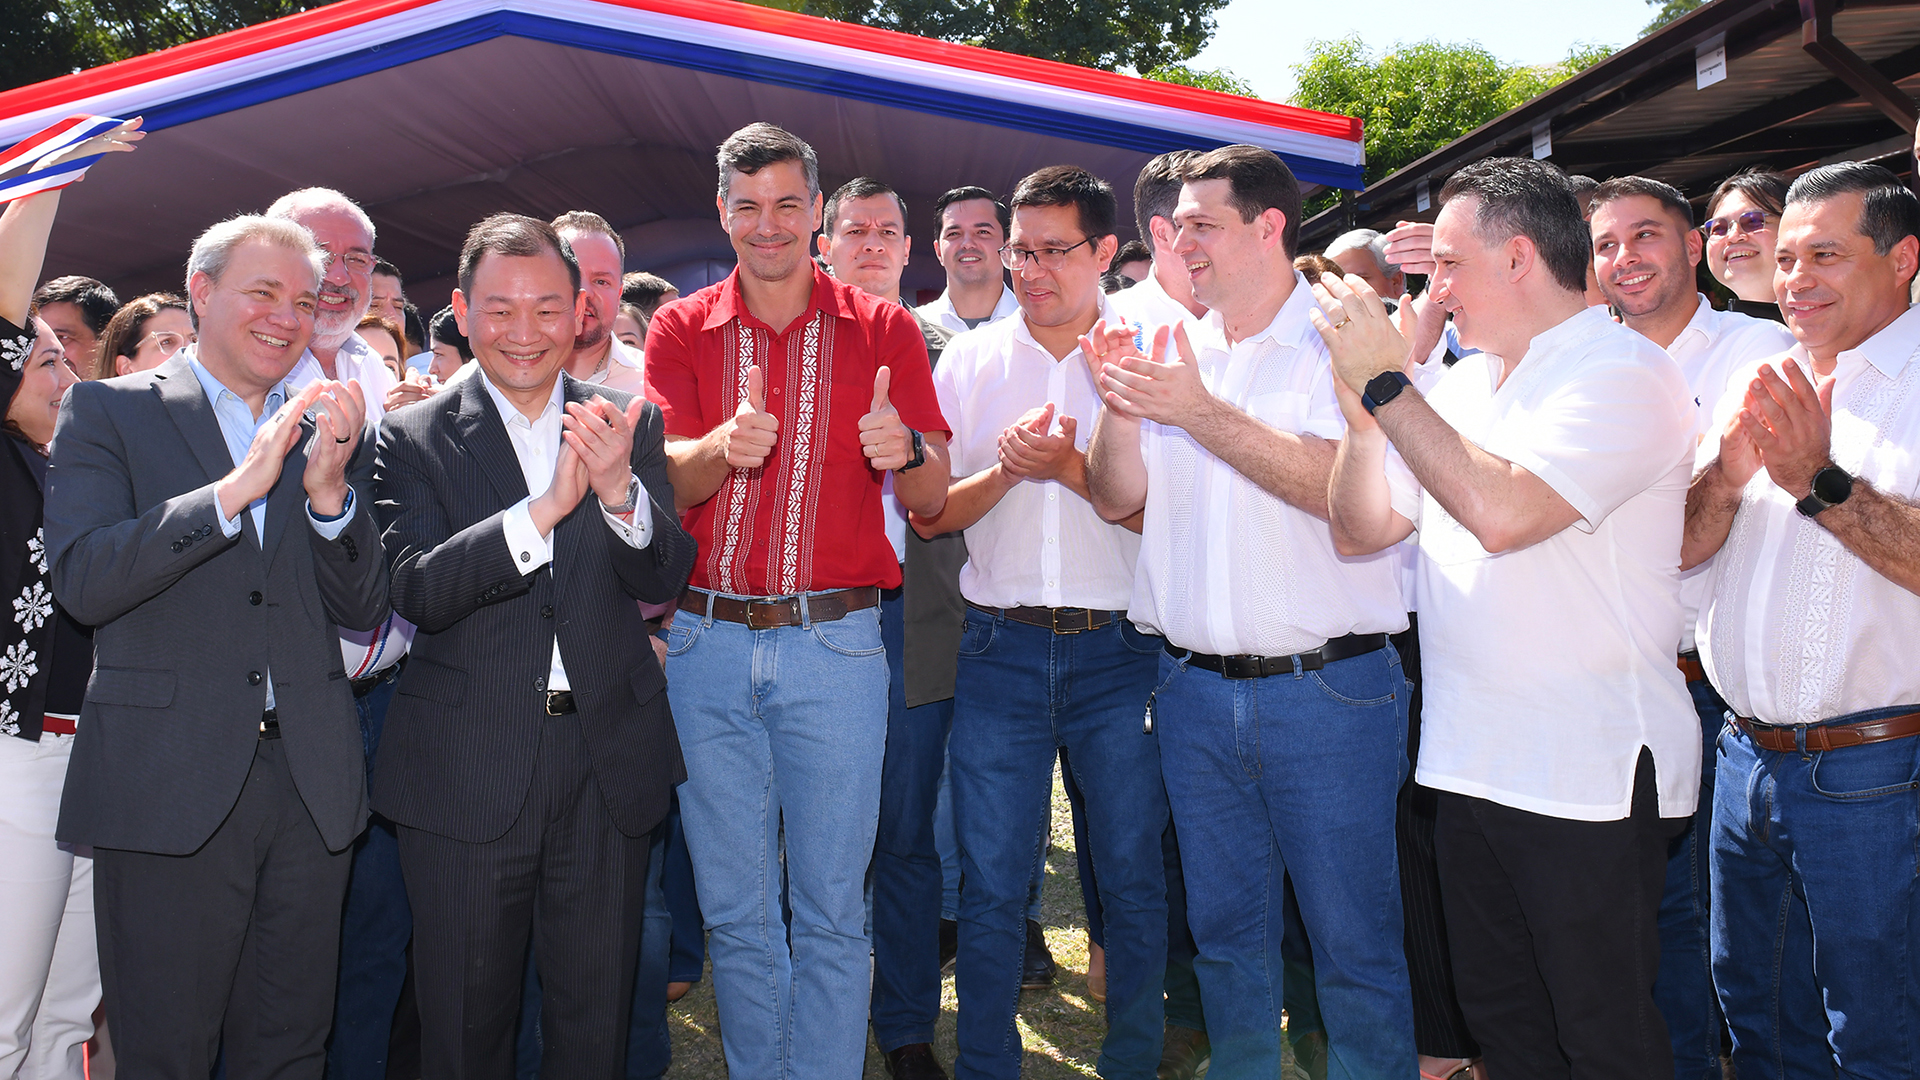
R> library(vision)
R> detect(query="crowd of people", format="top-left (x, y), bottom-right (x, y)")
top-left (2, 109), bottom-right (1918, 1080)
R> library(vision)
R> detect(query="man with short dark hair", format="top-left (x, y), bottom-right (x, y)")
top-left (47, 214), bottom-right (384, 1080)
top-left (1683, 161), bottom-right (1920, 1078)
top-left (553, 211), bottom-right (645, 395)
top-left (1589, 173), bottom-right (1794, 1079)
top-left (31, 275), bottom-right (116, 378)
top-left (1320, 157), bottom-right (1698, 1078)
top-left (373, 212), bottom-right (693, 1079)
top-left (1108, 151), bottom-right (1207, 340)
top-left (1083, 143), bottom-right (1416, 1077)
top-left (622, 271), bottom-right (678, 319)
top-left (920, 186), bottom-right (1018, 333)
top-left (1110, 239), bottom-right (1152, 286)
top-left (914, 164), bottom-right (1170, 1080)
top-left (368, 259), bottom-right (405, 322)
top-left (646, 123), bottom-right (951, 1079)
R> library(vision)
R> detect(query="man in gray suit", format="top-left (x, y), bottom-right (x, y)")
top-left (372, 213), bottom-right (694, 1079)
top-left (44, 213), bottom-right (388, 1080)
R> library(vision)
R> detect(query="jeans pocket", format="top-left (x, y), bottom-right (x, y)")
top-left (1808, 741), bottom-right (1920, 801)
top-left (1117, 620), bottom-right (1165, 656)
top-left (1307, 650), bottom-right (1397, 707)
top-left (665, 610), bottom-right (703, 658)
top-left (811, 607), bottom-right (885, 657)
top-left (956, 613), bottom-right (995, 658)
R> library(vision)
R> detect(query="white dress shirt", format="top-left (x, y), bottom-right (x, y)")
top-left (1663, 296), bottom-right (1796, 652)
top-left (1107, 268), bottom-right (1206, 342)
top-left (1697, 304), bottom-right (1920, 726)
top-left (919, 284), bottom-right (1019, 334)
top-left (482, 371), bottom-right (654, 693)
top-left (285, 335), bottom-right (416, 677)
top-left (934, 294), bottom-right (1140, 610)
top-left (1131, 273), bottom-right (1408, 656)
top-left (1386, 307), bottom-right (1699, 820)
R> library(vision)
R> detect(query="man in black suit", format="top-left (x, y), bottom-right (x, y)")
top-left (44, 213), bottom-right (388, 1079)
top-left (372, 213), bottom-right (694, 1080)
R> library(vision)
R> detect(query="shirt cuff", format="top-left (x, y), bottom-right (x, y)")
top-left (307, 489), bottom-right (357, 539)
top-left (218, 500), bottom-right (244, 538)
top-left (600, 473), bottom-right (654, 548)
top-left (502, 497), bottom-right (554, 575)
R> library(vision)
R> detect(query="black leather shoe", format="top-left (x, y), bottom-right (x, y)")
top-left (938, 918), bottom-right (958, 972)
top-left (1157, 1025), bottom-right (1211, 1080)
top-left (1021, 918), bottom-right (1058, 988)
top-left (885, 1042), bottom-right (948, 1080)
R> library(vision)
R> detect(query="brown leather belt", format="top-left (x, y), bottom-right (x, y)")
top-left (965, 601), bottom-right (1118, 635)
top-left (1168, 633), bottom-right (1389, 679)
top-left (1678, 651), bottom-right (1707, 684)
top-left (1733, 711), bottom-right (1920, 753)
top-left (680, 587), bottom-right (879, 630)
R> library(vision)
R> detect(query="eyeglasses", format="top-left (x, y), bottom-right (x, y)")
top-left (1702, 209), bottom-right (1772, 238)
top-left (138, 330), bottom-right (194, 358)
top-left (318, 248), bottom-right (377, 275)
top-left (1000, 238), bottom-right (1094, 271)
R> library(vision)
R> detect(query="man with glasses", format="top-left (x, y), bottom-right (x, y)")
top-left (911, 165), bottom-right (1169, 1080)
top-left (264, 187), bottom-right (414, 1080)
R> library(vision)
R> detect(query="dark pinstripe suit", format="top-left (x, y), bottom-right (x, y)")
top-left (372, 372), bottom-right (694, 1080)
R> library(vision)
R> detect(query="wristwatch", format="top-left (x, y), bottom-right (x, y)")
top-left (896, 428), bottom-right (926, 472)
top-left (600, 474), bottom-right (641, 516)
top-left (1362, 371), bottom-right (1412, 415)
top-left (1795, 465), bottom-right (1853, 518)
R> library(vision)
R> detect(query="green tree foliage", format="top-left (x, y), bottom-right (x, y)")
top-left (1291, 36), bottom-right (1616, 189)
top-left (2, 1), bottom-right (343, 91)
top-left (1142, 62), bottom-right (1254, 97)
top-left (759, 0), bottom-right (1231, 74)
top-left (1643, 0), bottom-right (1706, 35)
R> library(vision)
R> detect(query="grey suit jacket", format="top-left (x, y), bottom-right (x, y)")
top-left (44, 355), bottom-right (390, 854)
top-left (371, 373), bottom-right (695, 843)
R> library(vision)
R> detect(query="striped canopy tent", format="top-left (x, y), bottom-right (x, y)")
top-left (0, 0), bottom-right (1364, 303)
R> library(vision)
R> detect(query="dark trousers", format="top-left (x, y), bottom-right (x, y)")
top-left (95, 737), bottom-right (351, 1080)
top-left (327, 674), bottom-right (413, 1080)
top-left (399, 714), bottom-right (650, 1080)
top-left (1437, 748), bottom-right (1681, 1080)
top-left (870, 587), bottom-right (957, 1052)
top-left (1654, 679), bottom-right (1727, 1080)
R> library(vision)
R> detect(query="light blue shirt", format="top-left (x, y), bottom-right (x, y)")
top-left (187, 351), bottom-right (358, 709)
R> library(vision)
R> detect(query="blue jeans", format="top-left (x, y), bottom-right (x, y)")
top-left (870, 588), bottom-right (956, 1052)
top-left (950, 612), bottom-right (1168, 1080)
top-left (326, 673), bottom-right (412, 1080)
top-left (936, 755), bottom-right (1045, 924)
top-left (1156, 645), bottom-right (1415, 1080)
top-left (1711, 707), bottom-right (1920, 1079)
top-left (1655, 678), bottom-right (1727, 1080)
top-left (667, 595), bottom-right (889, 1080)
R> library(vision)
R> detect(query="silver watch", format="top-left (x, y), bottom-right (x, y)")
top-left (600, 474), bottom-right (641, 515)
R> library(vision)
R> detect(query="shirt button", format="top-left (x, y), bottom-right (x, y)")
top-left (247, 671), bottom-right (263, 686)
top-left (1047, 537), bottom-right (1055, 544)
top-left (249, 591), bottom-right (263, 606)
top-left (541, 605), bottom-right (554, 618)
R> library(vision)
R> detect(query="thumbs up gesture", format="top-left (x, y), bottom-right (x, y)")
top-left (858, 365), bottom-right (915, 471)
top-left (726, 364), bottom-right (780, 469)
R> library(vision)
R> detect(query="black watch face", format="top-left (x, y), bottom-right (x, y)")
top-left (1812, 467), bottom-right (1852, 505)
top-left (1366, 372), bottom-right (1403, 400)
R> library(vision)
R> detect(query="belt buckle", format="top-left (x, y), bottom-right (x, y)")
top-left (745, 599), bottom-right (786, 631)
top-left (1051, 608), bottom-right (1088, 635)
top-left (545, 692), bottom-right (567, 716)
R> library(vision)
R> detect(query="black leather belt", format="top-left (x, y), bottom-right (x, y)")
top-left (546, 691), bottom-right (577, 716)
top-left (965, 601), bottom-right (1119, 634)
top-left (1167, 633), bottom-right (1388, 679)
top-left (259, 708), bottom-right (280, 740)
top-left (350, 656), bottom-right (406, 698)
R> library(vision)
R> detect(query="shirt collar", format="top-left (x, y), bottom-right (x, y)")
top-left (1198, 270), bottom-right (1319, 352)
top-left (609, 336), bottom-right (644, 370)
top-left (1671, 294), bottom-right (1716, 349)
top-left (1837, 303), bottom-right (1920, 379)
top-left (1523, 304), bottom-right (1612, 360)
top-left (479, 366), bottom-right (565, 429)
top-left (186, 348), bottom-right (287, 418)
top-left (1010, 291), bottom-right (1118, 357)
top-left (702, 263), bottom-right (853, 332)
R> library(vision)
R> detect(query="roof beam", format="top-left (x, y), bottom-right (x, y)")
top-left (1803, 0), bottom-right (1919, 131)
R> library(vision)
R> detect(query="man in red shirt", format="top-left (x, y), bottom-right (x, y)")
top-left (645, 122), bottom-right (950, 1080)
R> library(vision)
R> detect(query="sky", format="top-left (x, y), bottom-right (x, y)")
top-left (1189, 0), bottom-right (1664, 103)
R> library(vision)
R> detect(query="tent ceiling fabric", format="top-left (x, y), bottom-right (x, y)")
top-left (3, 0), bottom-right (1364, 302)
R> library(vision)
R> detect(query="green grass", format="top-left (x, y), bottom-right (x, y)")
top-left (659, 761), bottom-right (1306, 1077)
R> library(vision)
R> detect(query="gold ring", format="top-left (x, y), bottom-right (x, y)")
top-left (1330, 314), bottom-right (1352, 330)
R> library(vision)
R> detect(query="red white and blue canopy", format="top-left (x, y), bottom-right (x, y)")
top-left (0, 0), bottom-right (1365, 300)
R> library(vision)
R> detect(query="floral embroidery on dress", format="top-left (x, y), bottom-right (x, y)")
top-left (12, 580), bottom-right (51, 632)
top-left (0, 328), bottom-right (32, 373)
top-left (0, 639), bottom-right (37, 694)
top-left (28, 529), bottom-right (46, 574)
top-left (0, 699), bottom-right (18, 738)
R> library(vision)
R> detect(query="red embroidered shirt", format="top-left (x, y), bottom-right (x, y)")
top-left (646, 266), bottom-right (947, 595)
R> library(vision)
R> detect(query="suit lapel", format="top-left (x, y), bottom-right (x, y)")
top-left (151, 357), bottom-right (242, 493)
top-left (452, 376), bottom-right (531, 508)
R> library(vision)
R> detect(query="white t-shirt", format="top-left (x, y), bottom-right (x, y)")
top-left (1696, 304), bottom-right (1920, 726)
top-left (934, 294), bottom-right (1139, 610)
top-left (1387, 306), bottom-right (1699, 821)
top-left (1661, 296), bottom-right (1796, 652)
top-left (1131, 273), bottom-right (1408, 655)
